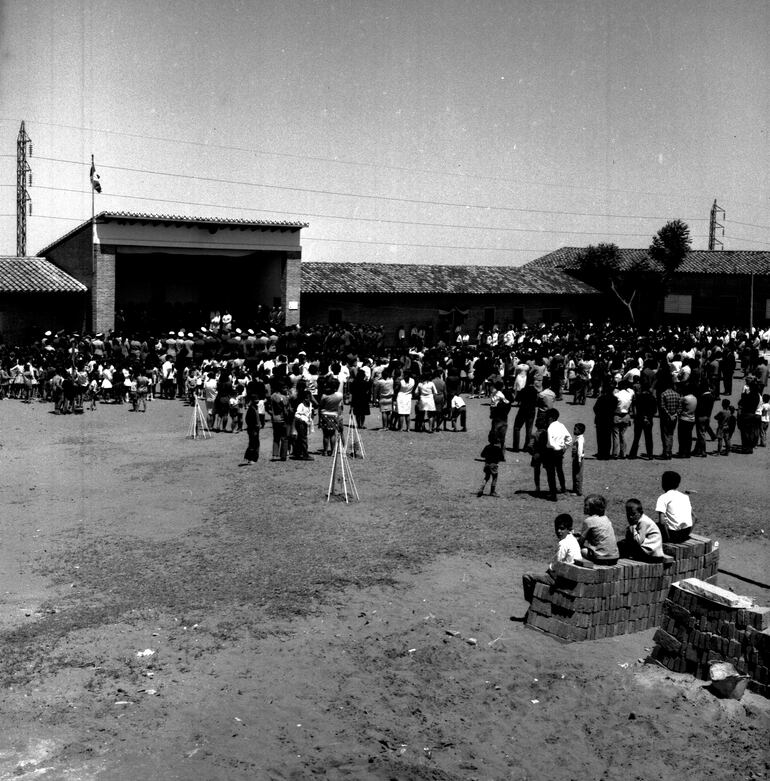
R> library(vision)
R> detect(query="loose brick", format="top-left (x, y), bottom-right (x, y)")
top-left (749, 607), bottom-right (770, 631)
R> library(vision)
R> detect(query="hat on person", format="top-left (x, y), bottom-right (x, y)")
top-left (235, 328), bottom-right (242, 334)
top-left (178, 330), bottom-right (185, 337)
top-left (187, 332), bottom-right (194, 338)
top-left (44, 330), bottom-right (52, 337)
top-left (247, 329), bottom-right (254, 335)
top-left (200, 326), bottom-right (207, 333)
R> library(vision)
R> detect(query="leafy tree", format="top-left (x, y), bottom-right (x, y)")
top-left (572, 242), bottom-right (647, 323)
top-left (649, 219), bottom-right (691, 287)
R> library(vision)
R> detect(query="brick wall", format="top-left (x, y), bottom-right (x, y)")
top-left (525, 535), bottom-right (719, 642)
top-left (651, 579), bottom-right (770, 697)
top-left (285, 251), bottom-right (301, 326)
top-left (301, 293), bottom-right (599, 339)
top-left (0, 293), bottom-right (86, 343)
top-left (93, 246), bottom-right (116, 334)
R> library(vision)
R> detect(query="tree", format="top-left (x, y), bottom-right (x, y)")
top-left (649, 219), bottom-right (691, 288)
top-left (572, 242), bottom-right (647, 324)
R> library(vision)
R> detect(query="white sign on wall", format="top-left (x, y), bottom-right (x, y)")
top-left (663, 294), bottom-right (692, 315)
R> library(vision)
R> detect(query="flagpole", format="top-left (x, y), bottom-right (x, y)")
top-left (91, 154), bottom-right (96, 275)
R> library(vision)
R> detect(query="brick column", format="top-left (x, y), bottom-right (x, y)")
top-left (284, 250), bottom-right (301, 326)
top-left (93, 245), bottom-right (116, 334)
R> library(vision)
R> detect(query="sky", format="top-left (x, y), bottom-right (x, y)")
top-left (0, 0), bottom-right (768, 264)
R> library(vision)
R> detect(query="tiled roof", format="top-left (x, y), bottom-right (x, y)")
top-left (0, 257), bottom-right (87, 293)
top-left (301, 262), bottom-right (600, 295)
top-left (527, 247), bottom-right (770, 275)
top-left (38, 211), bottom-right (308, 256)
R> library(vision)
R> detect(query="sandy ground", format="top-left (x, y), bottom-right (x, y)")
top-left (0, 393), bottom-right (768, 781)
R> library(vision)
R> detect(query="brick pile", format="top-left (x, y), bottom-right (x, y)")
top-left (650, 578), bottom-right (770, 698)
top-left (525, 534), bottom-right (719, 642)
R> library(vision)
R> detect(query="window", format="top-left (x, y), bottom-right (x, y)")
top-left (541, 308), bottom-right (561, 325)
top-left (328, 309), bottom-right (342, 325)
top-left (483, 307), bottom-right (496, 328)
top-left (512, 307), bottom-right (524, 328)
top-left (664, 294), bottom-right (692, 315)
top-left (765, 299), bottom-right (770, 320)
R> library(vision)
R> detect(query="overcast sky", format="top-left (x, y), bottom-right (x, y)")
top-left (1, 0), bottom-right (768, 263)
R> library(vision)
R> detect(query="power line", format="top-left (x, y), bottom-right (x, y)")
top-left (723, 235), bottom-right (770, 246)
top-left (24, 184), bottom-right (668, 239)
top-left (729, 219), bottom-right (770, 232)
top-left (23, 154), bottom-right (711, 224)
top-left (0, 116), bottom-right (743, 204)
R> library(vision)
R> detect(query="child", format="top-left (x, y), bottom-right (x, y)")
top-left (571, 422), bottom-right (585, 496)
top-left (760, 394), bottom-right (770, 447)
top-left (622, 498), bottom-right (664, 561)
top-left (292, 391), bottom-right (315, 461)
top-left (522, 514), bottom-right (582, 602)
top-left (530, 425), bottom-right (548, 497)
top-left (450, 391), bottom-right (467, 432)
top-left (257, 397), bottom-right (267, 428)
top-left (654, 470), bottom-right (696, 543)
top-left (714, 398), bottom-right (736, 456)
top-left (478, 431), bottom-right (504, 497)
top-left (242, 396), bottom-right (260, 465)
top-left (577, 494), bottom-right (619, 564)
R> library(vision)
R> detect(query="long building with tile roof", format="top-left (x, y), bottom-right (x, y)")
top-left (0, 257), bottom-right (87, 342)
top-left (300, 261), bottom-right (602, 335)
top-left (524, 247), bottom-right (770, 325)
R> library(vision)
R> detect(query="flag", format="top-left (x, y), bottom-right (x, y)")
top-left (90, 155), bottom-right (102, 193)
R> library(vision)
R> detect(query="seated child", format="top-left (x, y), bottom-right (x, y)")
top-left (522, 514), bottom-right (582, 602)
top-left (622, 498), bottom-right (664, 561)
top-left (654, 470), bottom-right (695, 543)
top-left (577, 494), bottom-right (619, 564)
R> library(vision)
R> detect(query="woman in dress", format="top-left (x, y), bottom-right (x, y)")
top-left (318, 378), bottom-right (344, 455)
top-left (416, 373), bottom-right (438, 432)
top-left (432, 368), bottom-right (447, 430)
top-left (395, 370), bottom-right (415, 432)
top-left (376, 366), bottom-right (395, 430)
top-left (349, 369), bottom-right (371, 429)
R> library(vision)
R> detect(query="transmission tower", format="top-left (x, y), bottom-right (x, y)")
top-left (17, 121), bottom-right (33, 256)
top-left (708, 199), bottom-right (725, 251)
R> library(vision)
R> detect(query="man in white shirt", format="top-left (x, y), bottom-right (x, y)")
top-left (544, 409), bottom-right (572, 501)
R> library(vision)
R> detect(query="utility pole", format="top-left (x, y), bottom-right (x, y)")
top-left (708, 199), bottom-right (725, 250)
top-left (16, 121), bottom-right (33, 256)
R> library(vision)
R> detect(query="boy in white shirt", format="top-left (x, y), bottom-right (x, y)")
top-left (522, 514), bottom-right (582, 603)
top-left (450, 392), bottom-right (467, 432)
top-left (655, 470), bottom-right (696, 543)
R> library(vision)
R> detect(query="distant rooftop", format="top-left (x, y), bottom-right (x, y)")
top-left (301, 262), bottom-right (600, 296)
top-left (0, 257), bottom-right (87, 293)
top-left (38, 211), bottom-right (309, 256)
top-left (526, 247), bottom-right (770, 275)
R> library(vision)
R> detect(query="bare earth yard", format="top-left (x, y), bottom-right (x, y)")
top-left (0, 393), bottom-right (768, 780)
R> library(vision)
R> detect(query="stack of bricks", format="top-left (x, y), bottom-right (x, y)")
top-left (525, 534), bottom-right (719, 642)
top-left (650, 578), bottom-right (770, 698)
top-left (661, 534), bottom-right (720, 582)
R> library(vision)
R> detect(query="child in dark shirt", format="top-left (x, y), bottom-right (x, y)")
top-left (714, 398), bottom-right (736, 456)
top-left (478, 432), bottom-right (504, 497)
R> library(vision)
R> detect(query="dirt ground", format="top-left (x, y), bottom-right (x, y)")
top-left (0, 391), bottom-right (768, 781)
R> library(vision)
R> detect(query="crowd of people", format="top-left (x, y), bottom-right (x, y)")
top-left (1, 318), bottom-right (769, 471)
